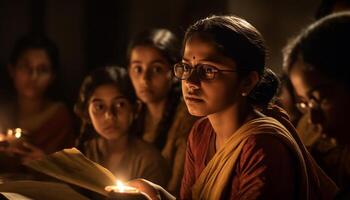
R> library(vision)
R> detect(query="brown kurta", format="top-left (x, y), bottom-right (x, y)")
top-left (81, 137), bottom-right (170, 187)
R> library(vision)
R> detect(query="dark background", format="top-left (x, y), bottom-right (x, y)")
top-left (0, 0), bottom-right (319, 107)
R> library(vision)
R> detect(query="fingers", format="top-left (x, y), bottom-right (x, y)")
top-left (0, 142), bottom-right (45, 162)
top-left (22, 142), bottom-right (38, 151)
top-left (127, 179), bottom-right (161, 200)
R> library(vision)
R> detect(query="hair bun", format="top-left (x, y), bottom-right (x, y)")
top-left (248, 68), bottom-right (280, 107)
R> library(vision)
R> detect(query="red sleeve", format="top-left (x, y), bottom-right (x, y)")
top-left (179, 123), bottom-right (196, 200)
top-left (231, 134), bottom-right (297, 200)
top-left (179, 118), bottom-right (212, 200)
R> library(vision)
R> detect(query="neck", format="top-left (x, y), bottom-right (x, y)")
top-left (146, 98), bottom-right (167, 122)
top-left (18, 96), bottom-right (47, 117)
top-left (106, 134), bottom-right (129, 152)
top-left (208, 102), bottom-right (253, 151)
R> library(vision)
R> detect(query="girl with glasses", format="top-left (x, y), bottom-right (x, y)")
top-left (128, 15), bottom-right (338, 200)
top-left (284, 12), bottom-right (350, 197)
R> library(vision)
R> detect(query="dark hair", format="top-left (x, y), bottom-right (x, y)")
top-left (315, 0), bottom-right (350, 19)
top-left (74, 66), bottom-right (137, 147)
top-left (127, 28), bottom-right (181, 66)
top-left (9, 34), bottom-right (60, 72)
top-left (283, 12), bottom-right (350, 89)
top-left (184, 15), bottom-right (279, 107)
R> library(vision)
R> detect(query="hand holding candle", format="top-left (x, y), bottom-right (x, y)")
top-left (0, 128), bottom-right (24, 149)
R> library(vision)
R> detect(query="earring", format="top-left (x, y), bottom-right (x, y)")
top-left (242, 92), bottom-right (247, 97)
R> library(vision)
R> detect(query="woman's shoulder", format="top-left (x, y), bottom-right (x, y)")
top-left (243, 134), bottom-right (290, 151)
top-left (239, 134), bottom-right (295, 167)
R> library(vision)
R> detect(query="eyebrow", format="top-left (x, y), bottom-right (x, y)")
top-left (90, 96), bottom-right (128, 102)
top-left (182, 55), bottom-right (227, 64)
top-left (130, 59), bottom-right (167, 65)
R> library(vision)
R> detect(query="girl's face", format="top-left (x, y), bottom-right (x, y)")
top-left (10, 49), bottom-right (54, 99)
top-left (181, 36), bottom-right (243, 117)
top-left (88, 84), bottom-right (134, 140)
top-left (290, 58), bottom-right (350, 141)
top-left (128, 46), bottom-right (173, 104)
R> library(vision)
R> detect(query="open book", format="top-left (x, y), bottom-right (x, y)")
top-left (25, 148), bottom-right (115, 196)
top-left (0, 181), bottom-right (89, 200)
top-left (0, 148), bottom-right (148, 200)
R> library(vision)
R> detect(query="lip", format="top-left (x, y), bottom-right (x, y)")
top-left (103, 124), bottom-right (118, 131)
top-left (139, 88), bottom-right (153, 94)
top-left (185, 96), bottom-right (204, 103)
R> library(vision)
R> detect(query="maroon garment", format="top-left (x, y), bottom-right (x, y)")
top-left (180, 118), bottom-right (297, 200)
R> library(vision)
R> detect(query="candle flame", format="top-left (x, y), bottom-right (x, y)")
top-left (116, 180), bottom-right (125, 192)
top-left (7, 129), bottom-right (13, 136)
top-left (15, 132), bottom-right (21, 139)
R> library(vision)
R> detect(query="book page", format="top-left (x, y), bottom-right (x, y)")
top-left (0, 181), bottom-right (89, 200)
top-left (25, 148), bottom-right (116, 196)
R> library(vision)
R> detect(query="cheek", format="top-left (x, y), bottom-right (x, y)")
top-left (119, 112), bottom-right (133, 126)
top-left (152, 76), bottom-right (172, 92)
top-left (129, 74), bottom-right (140, 87)
top-left (88, 109), bottom-right (102, 131)
top-left (204, 79), bottom-right (239, 104)
top-left (37, 75), bottom-right (53, 87)
top-left (13, 72), bottom-right (29, 86)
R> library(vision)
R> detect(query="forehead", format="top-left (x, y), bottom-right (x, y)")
top-left (183, 36), bottom-right (219, 58)
top-left (91, 84), bottom-right (123, 100)
top-left (290, 59), bottom-right (330, 96)
top-left (19, 49), bottom-right (49, 61)
top-left (130, 45), bottom-right (166, 62)
top-left (183, 36), bottom-right (235, 66)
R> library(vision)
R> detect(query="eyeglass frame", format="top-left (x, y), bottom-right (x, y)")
top-left (173, 62), bottom-right (240, 81)
top-left (295, 84), bottom-right (332, 114)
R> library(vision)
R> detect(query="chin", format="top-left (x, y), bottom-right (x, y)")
top-left (104, 134), bottom-right (123, 141)
top-left (186, 106), bottom-right (208, 117)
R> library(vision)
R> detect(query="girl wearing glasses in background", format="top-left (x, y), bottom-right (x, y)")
top-left (128, 15), bottom-right (338, 200)
top-left (74, 66), bottom-right (170, 197)
top-left (284, 12), bottom-right (350, 198)
top-left (127, 29), bottom-right (197, 196)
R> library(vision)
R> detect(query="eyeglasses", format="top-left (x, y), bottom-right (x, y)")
top-left (296, 98), bottom-right (320, 114)
top-left (295, 84), bottom-right (331, 114)
top-left (173, 62), bottom-right (239, 81)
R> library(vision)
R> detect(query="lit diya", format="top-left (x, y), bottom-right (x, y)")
top-left (105, 180), bottom-right (148, 200)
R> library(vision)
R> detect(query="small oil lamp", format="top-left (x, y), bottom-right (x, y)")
top-left (105, 180), bottom-right (148, 200)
